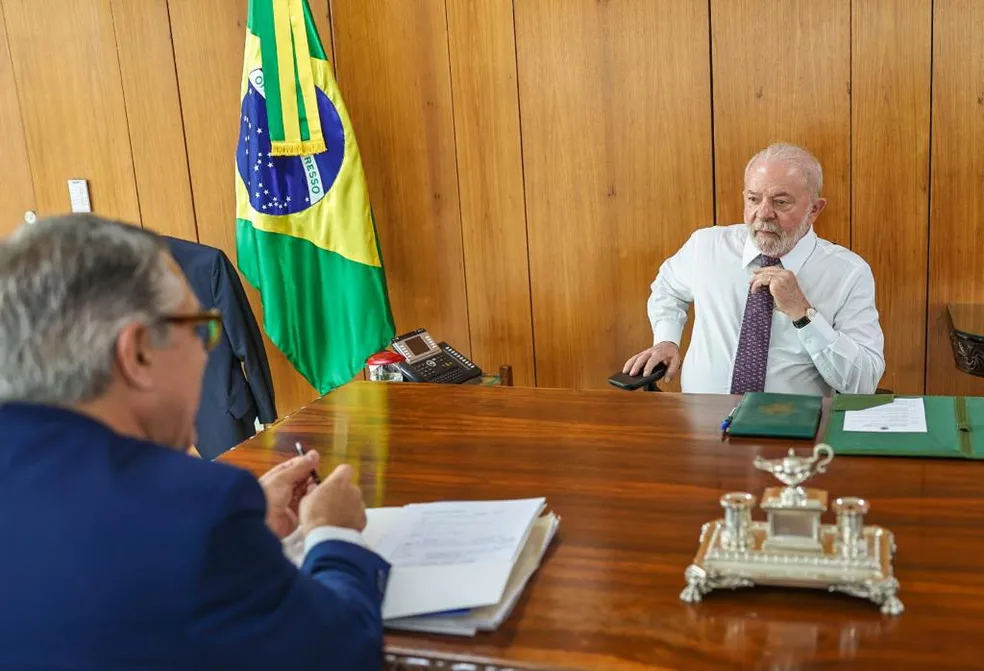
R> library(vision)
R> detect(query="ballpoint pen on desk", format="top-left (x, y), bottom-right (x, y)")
top-left (295, 442), bottom-right (321, 485)
top-left (721, 399), bottom-right (743, 433)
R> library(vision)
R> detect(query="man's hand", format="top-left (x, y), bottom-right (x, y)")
top-left (299, 464), bottom-right (368, 536)
top-left (750, 267), bottom-right (811, 319)
top-left (622, 341), bottom-right (681, 382)
top-left (258, 450), bottom-right (320, 539)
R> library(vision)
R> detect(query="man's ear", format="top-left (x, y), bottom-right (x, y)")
top-left (811, 197), bottom-right (828, 219)
top-left (115, 322), bottom-right (157, 391)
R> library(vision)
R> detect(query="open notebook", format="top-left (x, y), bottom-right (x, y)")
top-left (283, 497), bottom-right (559, 634)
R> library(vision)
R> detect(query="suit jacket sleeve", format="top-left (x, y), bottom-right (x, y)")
top-left (189, 470), bottom-right (390, 670)
top-left (213, 254), bottom-right (278, 423)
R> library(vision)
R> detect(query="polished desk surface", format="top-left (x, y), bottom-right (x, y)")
top-left (221, 382), bottom-right (984, 671)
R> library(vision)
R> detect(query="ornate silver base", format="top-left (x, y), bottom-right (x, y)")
top-left (680, 520), bottom-right (904, 616)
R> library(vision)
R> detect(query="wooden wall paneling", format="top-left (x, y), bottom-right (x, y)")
top-left (330, 0), bottom-right (470, 355)
top-left (168, 0), bottom-right (334, 416)
top-left (3, 0), bottom-right (140, 222)
top-left (851, 0), bottom-right (931, 395)
top-left (167, 0), bottom-right (247, 257)
top-left (446, 0), bottom-right (535, 387)
top-left (0, 2), bottom-right (34, 235)
top-left (110, 0), bottom-right (197, 240)
top-left (514, 0), bottom-right (714, 390)
top-left (926, 0), bottom-right (984, 396)
top-left (711, 0), bottom-right (851, 248)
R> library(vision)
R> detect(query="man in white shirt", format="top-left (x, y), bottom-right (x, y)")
top-left (623, 143), bottom-right (884, 396)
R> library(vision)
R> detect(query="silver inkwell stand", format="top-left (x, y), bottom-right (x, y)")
top-left (680, 445), bottom-right (903, 615)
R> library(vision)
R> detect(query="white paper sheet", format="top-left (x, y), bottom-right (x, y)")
top-left (842, 398), bottom-right (928, 433)
top-left (373, 498), bottom-right (545, 568)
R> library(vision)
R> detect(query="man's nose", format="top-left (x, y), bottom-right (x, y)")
top-left (756, 200), bottom-right (775, 220)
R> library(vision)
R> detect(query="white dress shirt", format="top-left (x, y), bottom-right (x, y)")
top-left (303, 526), bottom-right (367, 556)
top-left (648, 224), bottom-right (885, 396)
top-left (280, 525), bottom-right (369, 567)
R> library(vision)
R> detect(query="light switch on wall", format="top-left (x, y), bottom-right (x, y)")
top-left (67, 179), bottom-right (91, 213)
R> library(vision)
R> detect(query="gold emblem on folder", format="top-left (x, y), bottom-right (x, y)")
top-left (760, 402), bottom-right (795, 415)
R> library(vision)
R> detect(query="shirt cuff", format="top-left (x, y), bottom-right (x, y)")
top-left (795, 310), bottom-right (839, 355)
top-left (653, 320), bottom-right (685, 347)
top-left (303, 526), bottom-right (367, 557)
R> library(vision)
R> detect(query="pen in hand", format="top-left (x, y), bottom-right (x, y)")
top-left (295, 441), bottom-right (321, 485)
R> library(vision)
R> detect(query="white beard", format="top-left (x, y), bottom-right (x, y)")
top-left (749, 211), bottom-right (812, 257)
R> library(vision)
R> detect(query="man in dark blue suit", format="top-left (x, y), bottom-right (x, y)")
top-left (0, 215), bottom-right (389, 670)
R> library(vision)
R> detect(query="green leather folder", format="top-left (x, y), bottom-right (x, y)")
top-left (822, 395), bottom-right (984, 459)
top-left (727, 392), bottom-right (823, 439)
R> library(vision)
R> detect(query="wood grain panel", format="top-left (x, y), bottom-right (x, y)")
top-left (0, 3), bottom-right (34, 236)
top-left (168, 0), bottom-right (334, 416)
top-left (851, 0), bottom-right (931, 394)
top-left (446, 0), bottom-right (535, 386)
top-left (515, 0), bottom-right (713, 389)
top-left (3, 0), bottom-right (139, 222)
top-left (927, 0), bottom-right (984, 396)
top-left (110, 0), bottom-right (197, 240)
top-left (167, 0), bottom-right (245, 256)
top-left (330, 0), bottom-right (470, 354)
top-left (712, 0), bottom-right (851, 248)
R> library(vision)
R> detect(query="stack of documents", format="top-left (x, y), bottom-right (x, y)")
top-left (283, 497), bottom-right (559, 636)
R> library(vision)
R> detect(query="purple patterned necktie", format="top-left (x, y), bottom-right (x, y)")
top-left (730, 255), bottom-right (782, 394)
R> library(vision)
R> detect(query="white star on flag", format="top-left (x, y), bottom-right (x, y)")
top-left (267, 162), bottom-right (273, 168)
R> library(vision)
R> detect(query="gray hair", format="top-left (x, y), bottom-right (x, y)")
top-left (0, 214), bottom-right (186, 405)
top-left (744, 143), bottom-right (824, 198)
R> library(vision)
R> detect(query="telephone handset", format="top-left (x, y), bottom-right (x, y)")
top-left (391, 328), bottom-right (482, 384)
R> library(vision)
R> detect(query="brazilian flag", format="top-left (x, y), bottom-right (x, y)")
top-left (235, 0), bottom-right (394, 394)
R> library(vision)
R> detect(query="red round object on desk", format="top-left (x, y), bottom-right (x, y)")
top-left (366, 350), bottom-right (405, 365)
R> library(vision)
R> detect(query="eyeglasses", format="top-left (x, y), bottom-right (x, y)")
top-left (160, 310), bottom-right (224, 351)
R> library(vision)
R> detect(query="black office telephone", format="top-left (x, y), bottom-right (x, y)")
top-left (391, 328), bottom-right (482, 384)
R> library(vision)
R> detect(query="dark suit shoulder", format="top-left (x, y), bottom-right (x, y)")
top-left (163, 237), bottom-right (233, 298)
top-left (164, 236), bottom-right (229, 264)
top-left (143, 447), bottom-right (266, 520)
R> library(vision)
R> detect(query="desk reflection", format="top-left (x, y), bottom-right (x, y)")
top-left (683, 604), bottom-right (897, 670)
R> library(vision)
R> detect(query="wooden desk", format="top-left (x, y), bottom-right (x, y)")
top-left (221, 382), bottom-right (984, 670)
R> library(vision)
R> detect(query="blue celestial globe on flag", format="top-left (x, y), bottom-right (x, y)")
top-left (235, 73), bottom-right (345, 217)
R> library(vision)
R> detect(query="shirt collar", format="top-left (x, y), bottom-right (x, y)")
top-left (742, 225), bottom-right (817, 274)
